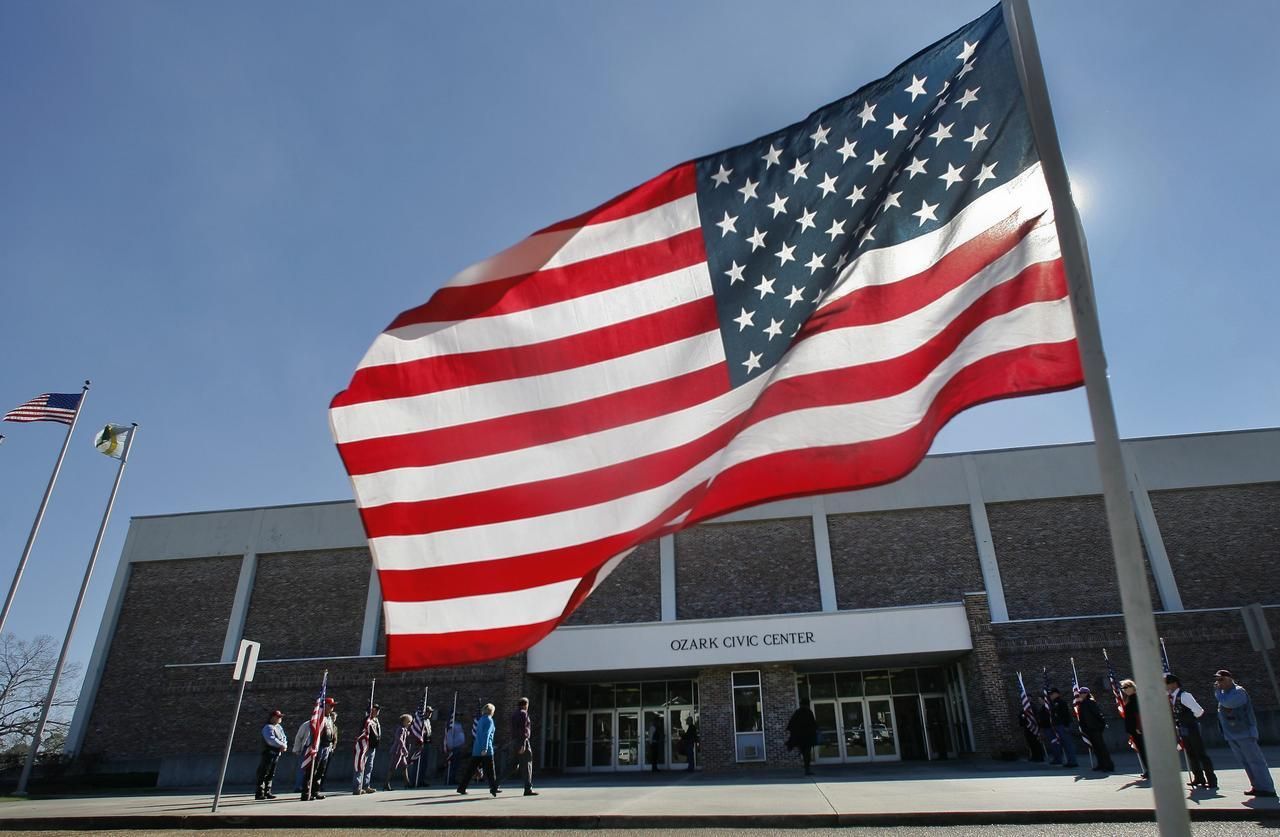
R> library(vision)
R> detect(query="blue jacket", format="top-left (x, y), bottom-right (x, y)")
top-left (472, 715), bottom-right (495, 756)
top-left (1216, 684), bottom-right (1259, 740)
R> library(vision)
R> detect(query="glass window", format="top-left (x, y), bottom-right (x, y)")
top-left (669, 680), bottom-right (694, 705)
top-left (836, 671), bottom-right (862, 698)
top-left (917, 667), bottom-right (945, 693)
top-left (795, 674), bottom-right (809, 699)
top-left (731, 670), bottom-right (766, 762)
top-left (590, 683), bottom-right (615, 709)
top-left (735, 731), bottom-right (766, 762)
top-left (642, 681), bottom-right (666, 707)
top-left (808, 672), bottom-right (837, 699)
top-left (615, 683), bottom-right (641, 707)
top-left (891, 669), bottom-right (919, 694)
top-left (732, 670), bottom-right (760, 688)
top-left (564, 685), bottom-right (589, 711)
top-left (734, 685), bottom-right (763, 732)
top-left (864, 670), bottom-right (891, 696)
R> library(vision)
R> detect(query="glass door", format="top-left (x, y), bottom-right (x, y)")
top-left (839, 699), bottom-right (869, 761)
top-left (590, 711), bottom-right (614, 770)
top-left (617, 711), bottom-right (641, 770)
top-left (811, 701), bottom-right (842, 762)
top-left (565, 711), bottom-right (588, 770)
top-left (866, 698), bottom-right (900, 761)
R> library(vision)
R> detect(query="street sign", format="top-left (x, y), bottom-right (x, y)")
top-left (1242, 604), bottom-right (1275, 652)
top-left (232, 639), bottom-right (261, 682)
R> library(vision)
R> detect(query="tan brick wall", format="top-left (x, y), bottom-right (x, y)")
top-left (243, 549), bottom-right (371, 659)
top-left (694, 665), bottom-right (799, 771)
top-left (675, 519), bottom-right (819, 619)
top-left (565, 539), bottom-right (661, 625)
top-left (829, 506), bottom-right (980, 610)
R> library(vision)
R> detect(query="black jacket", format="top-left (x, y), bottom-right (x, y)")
top-left (1077, 698), bottom-right (1107, 734)
top-left (1049, 697), bottom-right (1073, 728)
top-left (1123, 694), bottom-right (1142, 737)
top-left (786, 707), bottom-right (818, 748)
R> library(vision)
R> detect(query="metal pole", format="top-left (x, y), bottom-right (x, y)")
top-left (999, 3), bottom-right (1191, 834)
top-left (0, 381), bottom-right (90, 637)
top-left (212, 674), bottom-right (250, 812)
top-left (13, 420), bottom-right (132, 796)
top-left (414, 685), bottom-right (428, 788)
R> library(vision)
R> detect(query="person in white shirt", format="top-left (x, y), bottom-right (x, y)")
top-left (255, 710), bottom-right (288, 800)
top-left (1166, 673), bottom-right (1218, 788)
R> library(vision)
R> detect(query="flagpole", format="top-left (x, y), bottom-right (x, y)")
top-left (1072, 657), bottom-right (1096, 769)
top-left (1000, 2), bottom-right (1189, 833)
top-left (14, 420), bottom-right (132, 797)
top-left (306, 670), bottom-right (328, 796)
top-left (0, 381), bottom-right (90, 637)
top-left (414, 685), bottom-right (428, 788)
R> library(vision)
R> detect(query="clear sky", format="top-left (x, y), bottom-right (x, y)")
top-left (2, 0), bottom-right (1277, 684)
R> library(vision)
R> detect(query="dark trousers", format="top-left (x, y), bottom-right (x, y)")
top-left (1082, 729), bottom-right (1114, 770)
top-left (304, 746), bottom-right (332, 798)
top-left (801, 745), bottom-right (813, 774)
top-left (1182, 728), bottom-right (1217, 785)
top-left (1132, 731), bottom-right (1148, 772)
top-left (256, 749), bottom-right (281, 794)
top-left (458, 752), bottom-right (498, 794)
top-left (507, 742), bottom-right (534, 790)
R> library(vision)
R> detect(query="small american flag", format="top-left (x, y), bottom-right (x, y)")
top-left (408, 694), bottom-right (427, 762)
top-left (1104, 649), bottom-right (1126, 719)
top-left (301, 675), bottom-right (327, 770)
top-left (353, 711), bottom-right (373, 776)
top-left (4, 392), bottom-right (83, 425)
top-left (1041, 668), bottom-right (1062, 745)
top-left (1017, 672), bottom-right (1039, 737)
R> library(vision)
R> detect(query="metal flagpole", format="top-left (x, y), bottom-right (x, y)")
top-left (305, 670), bottom-right (329, 798)
top-left (1072, 657), bottom-right (1096, 768)
top-left (1161, 638), bottom-right (1193, 779)
top-left (14, 420), bottom-right (133, 797)
top-left (447, 690), bottom-right (458, 783)
top-left (1000, 2), bottom-right (1190, 833)
top-left (0, 381), bottom-right (90, 637)
top-left (414, 685), bottom-right (428, 788)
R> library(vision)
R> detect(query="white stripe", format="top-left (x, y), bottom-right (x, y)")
top-left (382, 578), bottom-right (581, 634)
top-left (444, 193), bottom-right (700, 288)
top-left (332, 327), bottom-right (727, 445)
top-left (350, 222), bottom-right (1060, 506)
top-left (368, 297), bottom-right (1075, 570)
top-left (358, 262), bottom-right (713, 370)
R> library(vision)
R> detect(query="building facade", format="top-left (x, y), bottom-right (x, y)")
top-left (67, 429), bottom-right (1280, 784)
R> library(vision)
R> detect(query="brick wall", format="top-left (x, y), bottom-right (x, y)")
top-left (1150, 483), bottom-right (1280, 609)
top-left (565, 539), bottom-right (661, 625)
top-left (242, 549), bottom-right (372, 659)
top-left (694, 664), bottom-right (799, 771)
top-left (829, 506), bottom-right (980, 610)
top-left (675, 519), bottom-right (819, 619)
top-left (961, 593), bottom-right (1021, 758)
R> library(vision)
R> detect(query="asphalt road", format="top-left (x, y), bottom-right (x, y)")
top-left (6, 827), bottom-right (1275, 836)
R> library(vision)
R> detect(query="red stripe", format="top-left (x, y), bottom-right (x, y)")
top-left (359, 261), bottom-right (1067, 539)
top-left (387, 226), bottom-right (705, 328)
top-left (387, 619), bottom-right (563, 670)
top-left (336, 296), bottom-right (719, 408)
top-left (535, 163), bottom-right (697, 234)
top-left (337, 363), bottom-right (731, 476)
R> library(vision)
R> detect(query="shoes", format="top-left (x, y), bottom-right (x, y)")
top-left (255, 793), bottom-right (265, 800)
top-left (525, 789), bottom-right (538, 796)
top-left (1139, 773), bottom-right (1149, 780)
top-left (1255, 791), bottom-right (1278, 798)
top-left (300, 794), bottom-right (310, 802)
top-left (1064, 763), bottom-right (1080, 768)
top-left (457, 789), bottom-right (468, 795)
top-left (265, 792), bottom-right (277, 800)
top-left (366, 787), bottom-right (377, 793)
top-left (313, 793), bottom-right (325, 800)
top-left (491, 789), bottom-right (500, 797)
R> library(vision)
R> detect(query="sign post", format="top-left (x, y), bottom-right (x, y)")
top-left (212, 639), bottom-right (260, 813)
top-left (1242, 604), bottom-right (1280, 708)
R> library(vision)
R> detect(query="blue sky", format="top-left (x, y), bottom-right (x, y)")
top-left (2, 0), bottom-right (1277, 682)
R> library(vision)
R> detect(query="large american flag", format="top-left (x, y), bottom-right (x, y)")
top-left (3, 392), bottom-right (83, 425)
top-left (301, 674), bottom-right (327, 770)
top-left (330, 5), bottom-right (1082, 670)
top-left (1104, 649), bottom-right (1126, 719)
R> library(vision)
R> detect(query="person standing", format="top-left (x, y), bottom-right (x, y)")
top-left (384, 713), bottom-right (414, 790)
top-left (1119, 679), bottom-right (1147, 778)
top-left (1166, 673), bottom-right (1218, 789)
top-left (353, 703), bottom-right (381, 795)
top-left (292, 716), bottom-right (312, 792)
top-left (1046, 688), bottom-right (1080, 768)
top-left (305, 698), bottom-right (339, 800)
top-left (1214, 669), bottom-right (1276, 798)
top-left (416, 705), bottom-right (435, 787)
top-left (507, 697), bottom-right (538, 796)
top-left (445, 713), bottom-right (468, 785)
top-left (646, 716), bottom-right (665, 771)
top-left (255, 709), bottom-right (287, 800)
top-left (457, 703), bottom-right (500, 797)
top-left (786, 701), bottom-right (819, 776)
top-left (683, 716), bottom-right (700, 771)
top-left (1075, 688), bottom-right (1115, 772)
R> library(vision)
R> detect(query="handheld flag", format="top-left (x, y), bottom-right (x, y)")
top-left (331, 4), bottom-right (1082, 669)
top-left (301, 672), bottom-right (328, 771)
top-left (94, 424), bottom-right (133, 459)
top-left (1017, 672), bottom-right (1039, 737)
top-left (4, 392), bottom-right (83, 425)
top-left (1103, 649), bottom-right (1126, 719)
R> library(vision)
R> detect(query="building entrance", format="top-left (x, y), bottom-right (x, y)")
top-left (546, 679), bottom-right (700, 772)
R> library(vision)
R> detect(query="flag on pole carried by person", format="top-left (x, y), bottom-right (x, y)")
top-left (408, 692), bottom-right (428, 762)
top-left (353, 680), bottom-right (376, 779)
top-left (1017, 672), bottom-right (1039, 737)
top-left (301, 673), bottom-right (328, 770)
top-left (94, 424), bottom-right (133, 459)
top-left (1103, 648), bottom-right (1126, 719)
top-left (330, 4), bottom-right (1082, 670)
top-left (4, 392), bottom-right (83, 425)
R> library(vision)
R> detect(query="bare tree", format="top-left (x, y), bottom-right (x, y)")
top-left (0, 635), bottom-right (82, 754)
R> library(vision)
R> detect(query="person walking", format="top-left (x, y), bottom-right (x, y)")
top-left (1074, 688), bottom-right (1115, 772)
top-left (353, 703), bottom-right (381, 795)
top-left (1166, 673), bottom-right (1218, 789)
top-left (682, 715), bottom-right (700, 771)
top-left (457, 703), bottom-right (501, 797)
top-left (1046, 687), bottom-right (1080, 768)
top-left (445, 713), bottom-right (467, 785)
top-left (1119, 679), bottom-right (1148, 778)
top-left (255, 709), bottom-right (288, 800)
top-left (1214, 669), bottom-right (1276, 798)
top-left (416, 705), bottom-right (435, 786)
top-left (384, 713), bottom-right (414, 790)
top-left (646, 716), bottom-right (665, 771)
top-left (507, 697), bottom-right (538, 796)
top-left (786, 700), bottom-right (819, 776)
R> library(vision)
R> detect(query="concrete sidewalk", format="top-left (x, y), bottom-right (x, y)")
top-left (3, 756), bottom-right (1279, 829)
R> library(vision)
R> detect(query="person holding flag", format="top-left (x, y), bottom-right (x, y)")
top-left (1119, 679), bottom-right (1148, 778)
top-left (353, 701), bottom-right (381, 795)
top-left (384, 713), bottom-right (415, 791)
top-left (444, 708), bottom-right (467, 785)
top-left (1075, 688), bottom-right (1115, 772)
top-left (298, 675), bottom-right (328, 801)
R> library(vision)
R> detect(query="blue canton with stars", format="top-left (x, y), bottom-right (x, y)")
top-left (694, 5), bottom-right (1038, 387)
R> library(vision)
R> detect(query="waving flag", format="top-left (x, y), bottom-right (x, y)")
top-left (4, 392), bottom-right (83, 425)
top-left (330, 4), bottom-right (1082, 669)
top-left (1103, 649), bottom-right (1126, 719)
top-left (301, 674), bottom-right (328, 770)
top-left (1017, 672), bottom-right (1039, 737)
top-left (94, 424), bottom-right (133, 459)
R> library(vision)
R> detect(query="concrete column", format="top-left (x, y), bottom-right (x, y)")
top-left (962, 456), bottom-right (1009, 622)
top-left (812, 497), bottom-right (837, 612)
top-left (660, 535), bottom-right (676, 622)
top-left (1121, 443), bottom-right (1184, 612)
top-left (359, 561), bottom-right (382, 656)
top-left (220, 552), bottom-right (258, 663)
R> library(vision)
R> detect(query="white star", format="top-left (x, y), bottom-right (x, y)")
top-left (711, 164), bottom-right (733, 187)
top-left (930, 95), bottom-right (949, 116)
top-left (788, 158), bottom-right (809, 183)
top-left (825, 218), bottom-right (846, 241)
top-left (958, 60), bottom-right (975, 79)
top-left (880, 190), bottom-right (902, 213)
top-left (965, 123), bottom-right (990, 150)
top-left (734, 308), bottom-right (755, 331)
top-left (905, 157), bottom-right (929, 179)
top-left (886, 113), bottom-right (908, 137)
top-left (754, 274), bottom-right (776, 299)
top-left (810, 124), bottom-right (830, 147)
top-left (742, 351), bottom-right (763, 374)
top-left (775, 242), bottom-right (796, 265)
top-left (837, 138), bottom-right (858, 163)
top-left (860, 224), bottom-right (876, 245)
top-left (908, 131), bottom-right (925, 151)
top-left (738, 178), bottom-right (759, 202)
top-left (956, 87), bottom-right (980, 109)
top-left (857, 100), bottom-right (877, 126)
top-left (912, 199), bottom-right (939, 226)
top-left (715, 211), bottom-right (738, 237)
top-left (747, 227), bottom-right (767, 251)
top-left (835, 251), bottom-right (850, 271)
top-left (796, 208), bottom-right (817, 232)
top-left (939, 162), bottom-right (965, 190)
top-left (761, 145), bottom-right (783, 168)
top-left (805, 251), bottom-right (826, 275)
top-left (816, 173), bottom-right (839, 197)
top-left (928, 122), bottom-right (954, 146)
top-left (784, 285), bottom-right (806, 307)
top-left (763, 318), bottom-right (785, 340)
top-left (725, 261), bottom-right (745, 284)
top-left (974, 161), bottom-right (998, 188)
top-left (905, 74), bottom-right (928, 101)
top-left (957, 39), bottom-right (979, 62)
top-left (767, 192), bottom-right (789, 218)
top-left (845, 184), bottom-right (867, 206)
top-left (866, 149), bottom-right (887, 172)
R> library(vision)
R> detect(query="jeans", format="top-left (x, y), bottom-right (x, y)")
top-left (1046, 726), bottom-right (1078, 765)
top-left (1226, 737), bottom-right (1275, 793)
top-left (446, 746), bottom-right (467, 784)
top-left (354, 748), bottom-right (377, 792)
top-left (256, 749), bottom-right (281, 794)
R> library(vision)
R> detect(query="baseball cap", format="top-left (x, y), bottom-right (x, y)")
top-left (325, 697), bottom-right (337, 706)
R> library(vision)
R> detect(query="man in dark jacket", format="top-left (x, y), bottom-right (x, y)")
top-left (507, 697), bottom-right (537, 796)
top-left (1075, 688), bottom-right (1115, 772)
top-left (1166, 673), bottom-right (1218, 789)
top-left (1046, 688), bottom-right (1079, 768)
top-left (786, 701), bottom-right (819, 776)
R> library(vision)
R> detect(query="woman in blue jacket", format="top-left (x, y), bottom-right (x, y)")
top-left (456, 703), bottom-right (501, 797)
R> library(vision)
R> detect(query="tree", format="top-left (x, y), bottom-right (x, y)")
top-left (0, 634), bottom-right (82, 755)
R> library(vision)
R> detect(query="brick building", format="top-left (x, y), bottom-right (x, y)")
top-left (67, 428), bottom-right (1280, 785)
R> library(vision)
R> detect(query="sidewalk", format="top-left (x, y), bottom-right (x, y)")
top-left (3, 755), bottom-right (1279, 829)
